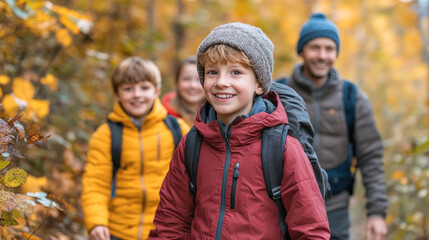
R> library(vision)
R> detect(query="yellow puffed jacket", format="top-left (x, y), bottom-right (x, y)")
top-left (82, 98), bottom-right (189, 240)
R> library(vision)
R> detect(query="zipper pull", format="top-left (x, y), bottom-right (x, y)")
top-left (233, 163), bottom-right (240, 178)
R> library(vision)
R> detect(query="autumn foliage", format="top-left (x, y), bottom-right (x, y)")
top-left (0, 0), bottom-right (428, 239)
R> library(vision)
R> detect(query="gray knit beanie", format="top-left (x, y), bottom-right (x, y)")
top-left (197, 22), bottom-right (274, 95)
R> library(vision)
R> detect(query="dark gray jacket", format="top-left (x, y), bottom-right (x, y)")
top-left (286, 64), bottom-right (387, 218)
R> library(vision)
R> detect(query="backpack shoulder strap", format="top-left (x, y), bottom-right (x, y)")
top-left (261, 124), bottom-right (291, 240)
top-left (107, 119), bottom-right (123, 198)
top-left (184, 126), bottom-right (202, 195)
top-left (343, 80), bottom-right (357, 145)
top-left (270, 81), bottom-right (330, 201)
top-left (164, 114), bottom-right (182, 149)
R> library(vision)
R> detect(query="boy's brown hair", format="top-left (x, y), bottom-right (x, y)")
top-left (198, 45), bottom-right (254, 72)
top-left (111, 57), bottom-right (161, 93)
top-left (197, 23), bottom-right (274, 95)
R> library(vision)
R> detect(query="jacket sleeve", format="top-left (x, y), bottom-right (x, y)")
top-left (281, 136), bottom-right (330, 240)
top-left (149, 136), bottom-right (195, 239)
top-left (354, 89), bottom-right (387, 218)
top-left (81, 124), bottom-right (112, 231)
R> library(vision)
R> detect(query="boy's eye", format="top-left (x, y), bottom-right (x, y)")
top-left (123, 87), bottom-right (132, 91)
top-left (140, 86), bottom-right (150, 90)
top-left (206, 70), bottom-right (217, 75)
top-left (232, 70), bottom-right (241, 75)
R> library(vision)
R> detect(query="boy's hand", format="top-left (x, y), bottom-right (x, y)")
top-left (89, 225), bottom-right (110, 240)
top-left (365, 215), bottom-right (387, 240)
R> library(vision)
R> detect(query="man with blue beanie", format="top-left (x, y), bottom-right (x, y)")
top-left (278, 13), bottom-right (388, 240)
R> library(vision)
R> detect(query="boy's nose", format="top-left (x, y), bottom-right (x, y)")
top-left (133, 88), bottom-right (144, 97)
top-left (215, 75), bottom-right (229, 87)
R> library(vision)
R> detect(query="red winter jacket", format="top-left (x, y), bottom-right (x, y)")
top-left (150, 92), bottom-right (330, 240)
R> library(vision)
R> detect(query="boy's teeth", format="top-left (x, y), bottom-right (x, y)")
top-left (217, 94), bottom-right (232, 99)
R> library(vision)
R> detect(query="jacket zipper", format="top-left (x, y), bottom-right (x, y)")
top-left (215, 120), bottom-right (232, 240)
top-left (137, 130), bottom-right (146, 240)
top-left (230, 162), bottom-right (240, 210)
top-left (157, 133), bottom-right (161, 161)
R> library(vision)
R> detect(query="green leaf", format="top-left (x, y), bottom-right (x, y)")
top-left (4, 168), bottom-right (28, 187)
top-left (0, 211), bottom-right (19, 226)
top-left (413, 139), bottom-right (429, 155)
top-left (0, 159), bottom-right (10, 171)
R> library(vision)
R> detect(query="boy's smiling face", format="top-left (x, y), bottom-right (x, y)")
top-left (203, 61), bottom-right (263, 125)
top-left (114, 81), bottom-right (160, 119)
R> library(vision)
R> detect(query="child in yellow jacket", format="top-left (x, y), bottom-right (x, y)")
top-left (81, 57), bottom-right (189, 240)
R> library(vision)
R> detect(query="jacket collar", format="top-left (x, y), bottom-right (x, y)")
top-left (194, 91), bottom-right (287, 146)
top-left (108, 98), bottom-right (167, 128)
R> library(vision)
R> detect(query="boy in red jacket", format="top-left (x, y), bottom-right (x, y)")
top-left (149, 23), bottom-right (330, 239)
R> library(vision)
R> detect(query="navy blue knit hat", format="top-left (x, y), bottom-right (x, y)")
top-left (297, 13), bottom-right (340, 54)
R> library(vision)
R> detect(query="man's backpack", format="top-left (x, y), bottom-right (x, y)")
top-left (184, 82), bottom-right (330, 240)
top-left (276, 77), bottom-right (358, 195)
top-left (326, 80), bottom-right (357, 195)
top-left (107, 115), bottom-right (182, 198)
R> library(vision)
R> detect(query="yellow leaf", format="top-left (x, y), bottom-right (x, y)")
top-left (28, 99), bottom-right (49, 119)
top-left (4, 168), bottom-right (28, 188)
top-left (21, 232), bottom-right (42, 240)
top-left (0, 159), bottom-right (10, 171)
top-left (392, 170), bottom-right (405, 180)
top-left (56, 28), bottom-right (72, 47)
top-left (0, 88), bottom-right (2, 98)
top-left (0, 75), bottom-right (10, 85)
top-left (59, 16), bottom-right (80, 34)
top-left (1, 94), bottom-right (19, 118)
top-left (40, 73), bottom-right (58, 90)
top-left (12, 77), bottom-right (34, 102)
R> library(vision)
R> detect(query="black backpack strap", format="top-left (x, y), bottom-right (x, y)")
top-left (343, 80), bottom-right (357, 146)
top-left (270, 81), bottom-right (331, 201)
top-left (343, 80), bottom-right (357, 194)
top-left (164, 114), bottom-right (182, 149)
top-left (261, 124), bottom-right (291, 240)
top-left (107, 119), bottom-right (123, 199)
top-left (184, 126), bottom-right (202, 196)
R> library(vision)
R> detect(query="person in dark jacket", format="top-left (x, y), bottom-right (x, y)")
top-left (149, 22), bottom-right (330, 239)
top-left (280, 13), bottom-right (388, 240)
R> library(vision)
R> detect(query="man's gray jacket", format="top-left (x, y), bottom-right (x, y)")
top-left (286, 64), bottom-right (387, 218)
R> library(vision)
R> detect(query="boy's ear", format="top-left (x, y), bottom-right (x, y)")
top-left (155, 87), bottom-right (161, 98)
top-left (255, 81), bottom-right (264, 95)
top-left (113, 92), bottom-right (120, 101)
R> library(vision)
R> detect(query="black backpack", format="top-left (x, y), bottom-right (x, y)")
top-left (107, 115), bottom-right (182, 198)
top-left (184, 82), bottom-right (330, 240)
top-left (325, 80), bottom-right (357, 195)
top-left (277, 77), bottom-right (358, 195)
